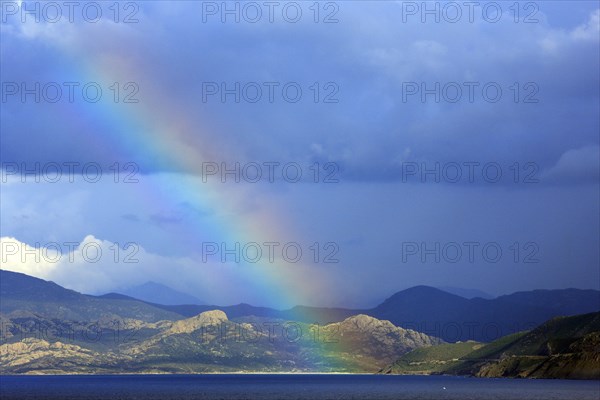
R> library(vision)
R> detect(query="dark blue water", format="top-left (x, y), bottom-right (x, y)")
top-left (1, 374), bottom-right (598, 400)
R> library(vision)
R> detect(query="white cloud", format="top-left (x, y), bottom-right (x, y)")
top-left (2, 1), bottom-right (142, 49)
top-left (0, 235), bottom-right (225, 300)
top-left (0, 234), bottom-right (333, 307)
top-left (542, 145), bottom-right (600, 183)
top-left (571, 9), bottom-right (600, 41)
top-left (540, 8), bottom-right (600, 54)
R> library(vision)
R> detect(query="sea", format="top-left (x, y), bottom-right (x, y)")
top-left (1, 374), bottom-right (598, 400)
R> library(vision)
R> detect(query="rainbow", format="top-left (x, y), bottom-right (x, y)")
top-left (13, 8), bottom-right (359, 370)
top-left (41, 20), bottom-right (339, 310)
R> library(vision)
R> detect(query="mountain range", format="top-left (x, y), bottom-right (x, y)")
top-left (114, 282), bottom-right (204, 306)
top-left (1, 270), bottom-right (599, 376)
top-left (121, 285), bottom-right (600, 342)
top-left (0, 271), bottom-right (442, 373)
top-left (2, 271), bottom-right (599, 342)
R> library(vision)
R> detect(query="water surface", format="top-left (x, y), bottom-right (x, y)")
top-left (1, 374), bottom-right (598, 400)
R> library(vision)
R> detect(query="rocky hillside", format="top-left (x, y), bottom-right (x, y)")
top-left (0, 339), bottom-right (128, 374)
top-left (380, 341), bottom-right (483, 375)
top-left (382, 312), bottom-right (600, 380)
top-left (3, 271), bottom-right (597, 377)
top-left (325, 314), bottom-right (443, 370)
top-left (0, 311), bottom-right (441, 374)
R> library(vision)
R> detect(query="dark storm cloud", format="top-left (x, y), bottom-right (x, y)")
top-left (1, 2), bottom-right (598, 185)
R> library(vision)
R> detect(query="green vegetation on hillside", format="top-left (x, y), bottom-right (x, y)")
top-left (380, 341), bottom-right (482, 374)
top-left (383, 312), bottom-right (600, 380)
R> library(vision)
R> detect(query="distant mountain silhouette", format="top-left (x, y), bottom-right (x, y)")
top-left (0, 270), bottom-right (181, 322)
top-left (157, 286), bottom-right (600, 342)
top-left (2, 270), bottom-right (599, 342)
top-left (1, 269), bottom-right (82, 302)
top-left (117, 281), bottom-right (203, 306)
top-left (437, 286), bottom-right (494, 299)
top-left (368, 286), bottom-right (600, 342)
top-left (97, 292), bottom-right (138, 301)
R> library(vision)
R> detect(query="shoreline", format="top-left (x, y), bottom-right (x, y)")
top-left (1, 373), bottom-right (598, 381)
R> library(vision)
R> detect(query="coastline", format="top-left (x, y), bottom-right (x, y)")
top-left (1, 372), bottom-right (598, 381)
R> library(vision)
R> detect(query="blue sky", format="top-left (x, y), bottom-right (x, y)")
top-left (1, 1), bottom-right (598, 308)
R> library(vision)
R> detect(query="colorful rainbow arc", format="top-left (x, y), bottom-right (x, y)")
top-left (48, 28), bottom-right (341, 304)
top-left (16, 10), bottom-right (357, 369)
